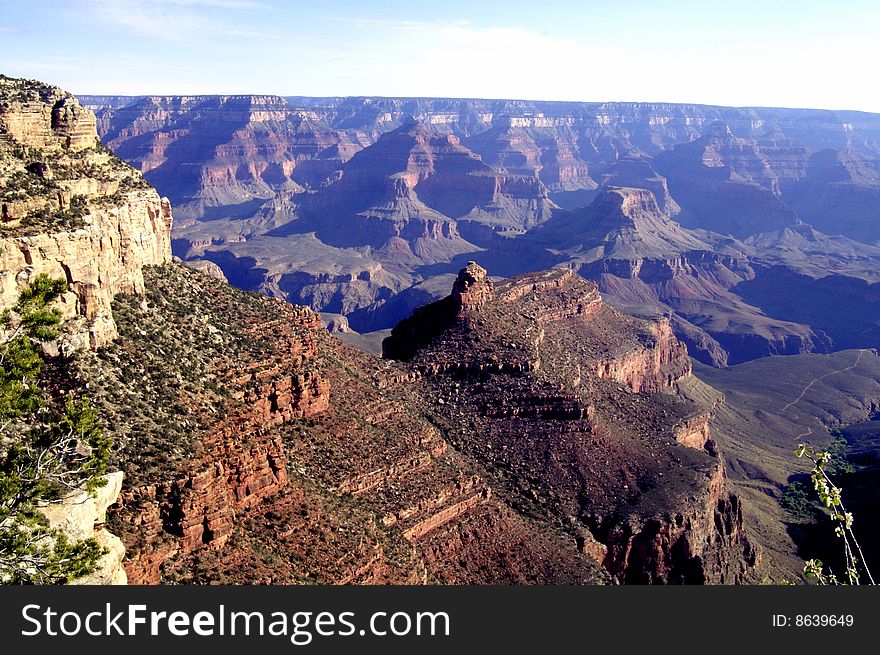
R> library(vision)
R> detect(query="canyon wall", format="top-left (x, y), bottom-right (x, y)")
top-left (1, 76), bottom-right (172, 350)
top-left (81, 92), bottom-right (880, 370)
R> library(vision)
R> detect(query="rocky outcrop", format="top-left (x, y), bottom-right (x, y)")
top-left (39, 472), bottom-right (127, 585)
top-left (111, 305), bottom-right (331, 584)
top-left (119, 433), bottom-right (289, 584)
top-left (593, 318), bottom-right (691, 392)
top-left (384, 262), bottom-right (758, 584)
top-left (452, 260), bottom-right (494, 309)
top-left (598, 156), bottom-right (680, 215)
top-left (526, 187), bottom-right (837, 367)
top-left (1, 78), bottom-right (97, 152)
top-left (0, 192), bottom-right (172, 349)
top-left (531, 187), bottom-right (712, 260)
top-left (0, 76), bottom-right (173, 350)
top-left (598, 465), bottom-right (758, 583)
top-left (0, 77), bottom-right (176, 586)
top-left (183, 258), bottom-right (228, 283)
top-left (673, 411), bottom-right (712, 451)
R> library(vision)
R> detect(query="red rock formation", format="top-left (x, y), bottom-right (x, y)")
top-left (592, 318), bottom-right (691, 393)
top-left (463, 114), bottom-right (597, 193)
top-left (383, 262), bottom-right (758, 584)
top-left (673, 411), bottom-right (712, 451)
top-left (452, 261), bottom-right (494, 310)
top-left (95, 94), bottom-right (365, 221)
top-left (600, 465), bottom-right (758, 583)
top-left (114, 307), bottom-right (329, 584)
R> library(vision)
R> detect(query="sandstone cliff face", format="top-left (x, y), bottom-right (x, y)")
top-left (462, 115), bottom-right (597, 193)
top-left (0, 191), bottom-right (172, 349)
top-left (0, 78), bottom-right (178, 587)
top-left (384, 263), bottom-right (758, 584)
top-left (0, 76), bottom-right (173, 350)
top-left (1, 80), bottom-right (97, 152)
top-left (104, 300), bottom-right (329, 583)
top-left (119, 431), bottom-right (290, 584)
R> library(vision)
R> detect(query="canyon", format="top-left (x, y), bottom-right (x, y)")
top-left (80, 93), bottom-right (880, 367)
top-left (1, 77), bottom-right (773, 584)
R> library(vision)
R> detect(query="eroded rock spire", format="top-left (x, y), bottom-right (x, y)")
top-left (452, 261), bottom-right (493, 311)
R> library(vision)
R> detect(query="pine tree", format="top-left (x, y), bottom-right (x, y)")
top-left (0, 274), bottom-right (111, 584)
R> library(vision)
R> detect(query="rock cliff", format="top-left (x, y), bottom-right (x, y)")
top-left (40, 472), bottom-right (128, 584)
top-left (1, 76), bottom-right (172, 350)
top-left (0, 77), bottom-right (175, 586)
top-left (94, 94), bottom-right (364, 221)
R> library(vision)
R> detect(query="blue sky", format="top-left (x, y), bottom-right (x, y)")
top-left (1, 0), bottom-right (878, 111)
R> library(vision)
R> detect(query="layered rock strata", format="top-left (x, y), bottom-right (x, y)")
top-left (0, 76), bottom-right (172, 350)
top-left (384, 263), bottom-right (758, 583)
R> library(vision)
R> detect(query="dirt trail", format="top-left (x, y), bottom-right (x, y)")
top-left (781, 349), bottom-right (868, 414)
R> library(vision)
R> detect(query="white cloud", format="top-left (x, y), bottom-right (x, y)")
top-left (76, 0), bottom-right (270, 41)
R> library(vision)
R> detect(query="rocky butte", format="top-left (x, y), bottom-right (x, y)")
top-left (0, 77), bottom-right (768, 584)
top-left (384, 263), bottom-right (758, 582)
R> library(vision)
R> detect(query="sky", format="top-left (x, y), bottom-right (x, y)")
top-left (1, 0), bottom-right (879, 111)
